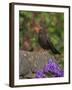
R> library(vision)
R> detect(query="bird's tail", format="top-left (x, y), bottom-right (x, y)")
top-left (50, 46), bottom-right (61, 54)
top-left (47, 39), bottom-right (61, 54)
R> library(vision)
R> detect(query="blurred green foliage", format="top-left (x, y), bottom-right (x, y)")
top-left (19, 11), bottom-right (64, 53)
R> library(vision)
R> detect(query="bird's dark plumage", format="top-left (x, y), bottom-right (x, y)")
top-left (38, 28), bottom-right (60, 54)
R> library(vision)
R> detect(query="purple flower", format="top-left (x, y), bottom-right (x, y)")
top-left (35, 70), bottom-right (45, 78)
top-left (55, 70), bottom-right (64, 77)
top-left (43, 58), bottom-right (64, 77)
top-left (54, 70), bottom-right (64, 77)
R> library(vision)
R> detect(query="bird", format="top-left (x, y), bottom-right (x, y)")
top-left (34, 23), bottom-right (60, 54)
top-left (21, 35), bottom-right (33, 51)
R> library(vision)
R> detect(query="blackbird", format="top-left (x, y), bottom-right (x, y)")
top-left (34, 24), bottom-right (60, 54)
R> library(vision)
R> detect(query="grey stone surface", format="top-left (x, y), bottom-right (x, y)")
top-left (19, 51), bottom-right (33, 79)
top-left (19, 50), bottom-right (63, 79)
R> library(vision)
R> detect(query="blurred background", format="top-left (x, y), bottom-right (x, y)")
top-left (19, 11), bottom-right (64, 53)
